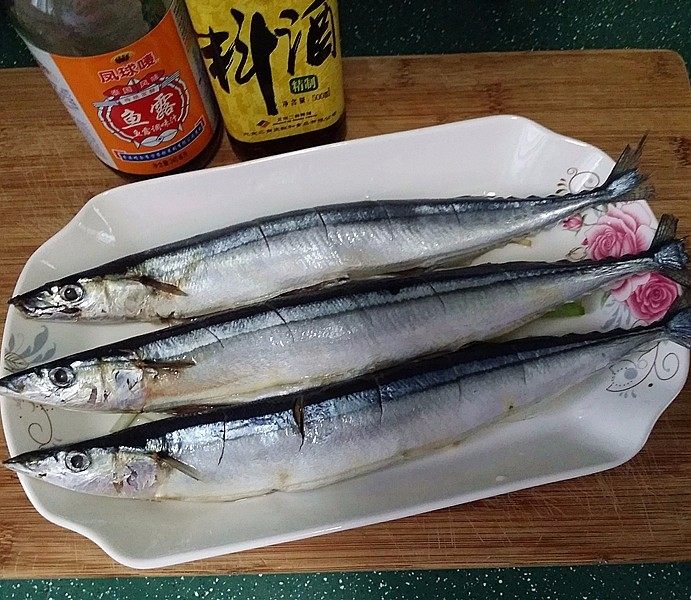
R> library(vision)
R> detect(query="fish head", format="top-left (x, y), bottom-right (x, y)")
top-left (0, 354), bottom-right (148, 412)
top-left (10, 279), bottom-right (99, 320)
top-left (9, 277), bottom-right (152, 321)
top-left (4, 444), bottom-right (165, 498)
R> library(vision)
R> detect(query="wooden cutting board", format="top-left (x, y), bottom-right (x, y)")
top-left (0, 50), bottom-right (689, 577)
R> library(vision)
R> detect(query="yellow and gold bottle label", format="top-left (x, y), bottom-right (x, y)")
top-left (185, 0), bottom-right (344, 143)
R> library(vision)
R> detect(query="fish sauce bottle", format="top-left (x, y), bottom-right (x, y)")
top-left (184, 0), bottom-right (346, 160)
top-left (6, 0), bottom-right (221, 177)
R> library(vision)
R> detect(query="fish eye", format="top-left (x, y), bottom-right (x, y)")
top-left (48, 367), bottom-right (75, 387)
top-left (65, 451), bottom-right (90, 472)
top-left (59, 284), bottom-right (84, 303)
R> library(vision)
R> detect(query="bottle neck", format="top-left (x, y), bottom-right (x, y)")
top-left (7, 0), bottom-right (172, 56)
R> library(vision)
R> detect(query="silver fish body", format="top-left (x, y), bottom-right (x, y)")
top-left (10, 141), bottom-right (650, 321)
top-left (6, 310), bottom-right (690, 500)
top-left (0, 235), bottom-right (685, 412)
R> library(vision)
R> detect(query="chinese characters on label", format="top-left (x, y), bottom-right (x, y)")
top-left (98, 52), bottom-right (158, 83)
top-left (290, 75), bottom-right (318, 93)
top-left (26, 5), bottom-right (217, 175)
top-left (115, 93), bottom-right (178, 136)
top-left (151, 92), bottom-right (176, 120)
top-left (121, 108), bottom-right (147, 129)
top-left (197, 0), bottom-right (338, 116)
top-left (95, 70), bottom-right (190, 150)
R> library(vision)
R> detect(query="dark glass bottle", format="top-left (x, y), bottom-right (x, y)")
top-left (6, 0), bottom-right (221, 177)
top-left (184, 0), bottom-right (346, 160)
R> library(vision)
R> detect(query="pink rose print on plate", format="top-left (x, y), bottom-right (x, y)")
top-left (562, 214), bottom-right (584, 231)
top-left (583, 202), bottom-right (655, 261)
top-left (583, 202), bottom-right (657, 302)
top-left (624, 272), bottom-right (682, 324)
top-left (581, 202), bottom-right (680, 322)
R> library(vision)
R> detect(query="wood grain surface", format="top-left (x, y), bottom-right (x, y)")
top-left (0, 50), bottom-right (689, 577)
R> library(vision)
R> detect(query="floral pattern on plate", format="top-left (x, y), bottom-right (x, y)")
top-left (0, 117), bottom-right (687, 569)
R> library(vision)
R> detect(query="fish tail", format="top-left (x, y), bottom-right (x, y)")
top-left (651, 242), bottom-right (690, 287)
top-left (646, 214), bottom-right (690, 287)
top-left (664, 306), bottom-right (691, 348)
top-left (599, 136), bottom-right (654, 205)
top-left (604, 171), bottom-right (653, 205)
top-left (605, 135), bottom-right (647, 185)
top-left (649, 213), bottom-right (679, 247)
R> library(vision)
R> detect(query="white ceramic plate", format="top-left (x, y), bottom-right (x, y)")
top-left (1, 115), bottom-right (687, 569)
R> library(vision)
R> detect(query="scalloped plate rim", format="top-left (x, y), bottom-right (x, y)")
top-left (1, 114), bottom-right (686, 569)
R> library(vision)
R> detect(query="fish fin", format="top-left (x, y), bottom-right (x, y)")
top-left (273, 276), bottom-right (351, 301)
top-left (657, 265), bottom-right (690, 288)
top-left (367, 267), bottom-right (432, 284)
top-left (132, 275), bottom-right (188, 297)
top-left (292, 397), bottom-right (306, 448)
top-left (650, 214), bottom-right (679, 248)
top-left (664, 306), bottom-right (691, 348)
top-left (374, 267), bottom-right (428, 280)
top-left (605, 135), bottom-right (647, 185)
top-left (668, 290), bottom-right (690, 314)
top-left (135, 358), bottom-right (196, 372)
top-left (611, 174), bottom-right (654, 205)
top-left (109, 413), bottom-right (139, 432)
top-left (109, 412), bottom-right (166, 430)
top-left (593, 136), bottom-right (654, 206)
top-left (652, 240), bottom-right (690, 288)
top-left (623, 177), bottom-right (653, 207)
top-left (155, 453), bottom-right (203, 481)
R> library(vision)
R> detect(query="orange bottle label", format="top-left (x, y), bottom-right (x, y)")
top-left (23, 2), bottom-right (218, 175)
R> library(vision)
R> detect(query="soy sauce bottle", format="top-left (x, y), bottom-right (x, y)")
top-left (184, 0), bottom-right (346, 160)
top-left (5, 0), bottom-right (221, 177)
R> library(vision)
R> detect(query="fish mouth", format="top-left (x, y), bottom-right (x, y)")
top-left (3, 453), bottom-right (39, 475)
top-left (8, 290), bottom-right (80, 319)
top-left (3, 455), bottom-right (24, 469)
top-left (0, 377), bottom-right (20, 393)
top-left (9, 300), bottom-right (80, 319)
top-left (3, 447), bottom-right (54, 475)
top-left (0, 374), bottom-right (47, 404)
top-left (0, 377), bottom-right (25, 400)
top-left (8, 290), bottom-right (41, 311)
top-left (7, 293), bottom-right (25, 307)
top-left (3, 458), bottom-right (43, 478)
top-left (8, 295), bottom-right (53, 318)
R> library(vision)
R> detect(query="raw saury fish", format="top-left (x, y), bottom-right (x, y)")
top-left (0, 219), bottom-right (685, 413)
top-left (10, 139), bottom-right (651, 322)
top-left (5, 308), bottom-right (690, 500)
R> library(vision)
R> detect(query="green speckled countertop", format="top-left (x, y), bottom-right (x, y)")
top-left (3, 565), bottom-right (691, 599)
top-left (1, 1), bottom-right (690, 598)
top-left (1, 1), bottom-right (690, 67)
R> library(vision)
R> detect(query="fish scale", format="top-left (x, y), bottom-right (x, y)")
top-left (9, 139), bottom-right (651, 321)
top-left (152, 323), bottom-right (679, 500)
top-left (0, 227), bottom-right (686, 413)
top-left (6, 311), bottom-right (690, 501)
